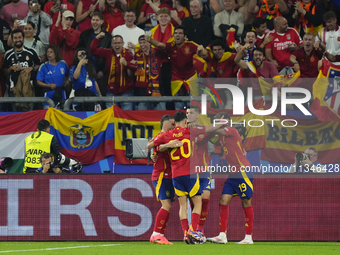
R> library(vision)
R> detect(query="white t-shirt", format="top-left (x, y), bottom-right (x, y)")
top-left (316, 26), bottom-right (340, 65)
top-left (112, 24), bottom-right (145, 55)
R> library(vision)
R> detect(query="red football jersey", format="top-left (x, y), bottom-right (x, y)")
top-left (219, 127), bottom-right (251, 173)
top-left (153, 126), bottom-right (206, 178)
top-left (192, 132), bottom-right (215, 171)
top-left (265, 28), bottom-right (302, 70)
top-left (165, 41), bottom-right (198, 80)
top-left (152, 132), bottom-right (172, 181)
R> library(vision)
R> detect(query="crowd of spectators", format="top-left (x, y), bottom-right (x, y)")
top-left (0, 0), bottom-right (339, 111)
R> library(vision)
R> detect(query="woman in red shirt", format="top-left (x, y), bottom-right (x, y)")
top-left (99, 0), bottom-right (126, 33)
top-left (76, 0), bottom-right (97, 33)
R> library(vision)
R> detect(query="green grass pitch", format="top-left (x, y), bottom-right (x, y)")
top-left (0, 242), bottom-right (339, 255)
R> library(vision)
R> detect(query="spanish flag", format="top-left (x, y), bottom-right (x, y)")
top-left (310, 59), bottom-right (340, 122)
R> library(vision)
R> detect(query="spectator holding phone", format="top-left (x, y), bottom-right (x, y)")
top-left (8, 21), bottom-right (46, 62)
top-left (44, 0), bottom-right (75, 31)
top-left (0, 0), bottom-right (29, 28)
top-left (69, 48), bottom-right (101, 110)
top-left (23, 0), bottom-right (53, 48)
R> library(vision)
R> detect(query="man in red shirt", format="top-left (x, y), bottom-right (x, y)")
top-left (207, 112), bottom-right (254, 245)
top-left (252, 17), bottom-right (273, 49)
top-left (90, 33), bottom-right (137, 110)
top-left (148, 111), bottom-right (225, 244)
top-left (290, 32), bottom-right (323, 82)
top-left (198, 39), bottom-right (238, 78)
top-left (187, 105), bottom-right (215, 243)
top-left (265, 16), bottom-right (303, 72)
top-left (149, 114), bottom-right (175, 245)
top-left (49, 11), bottom-right (80, 67)
top-left (236, 47), bottom-right (279, 96)
top-left (148, 25), bottom-right (199, 110)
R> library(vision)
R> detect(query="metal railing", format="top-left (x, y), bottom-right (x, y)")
top-left (63, 96), bottom-right (194, 111)
top-left (0, 97), bottom-right (55, 108)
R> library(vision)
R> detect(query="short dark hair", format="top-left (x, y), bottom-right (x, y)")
top-left (252, 17), bottom-right (266, 29)
top-left (246, 30), bottom-right (257, 38)
top-left (92, 11), bottom-right (104, 20)
top-left (124, 7), bottom-right (136, 15)
top-left (323, 11), bottom-right (337, 23)
top-left (174, 111), bottom-right (187, 123)
top-left (112, 35), bottom-right (124, 41)
top-left (26, 21), bottom-right (35, 30)
top-left (11, 29), bottom-right (24, 38)
top-left (40, 153), bottom-right (52, 163)
top-left (37, 119), bottom-right (50, 131)
top-left (210, 39), bottom-right (225, 50)
top-left (253, 47), bottom-right (265, 56)
top-left (138, 34), bottom-right (146, 42)
top-left (160, 114), bottom-right (174, 129)
top-left (174, 25), bottom-right (187, 36)
top-left (187, 105), bottom-right (200, 113)
top-left (46, 44), bottom-right (63, 62)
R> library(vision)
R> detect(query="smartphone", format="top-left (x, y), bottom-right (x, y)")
top-left (81, 52), bottom-right (87, 58)
top-left (17, 20), bottom-right (27, 26)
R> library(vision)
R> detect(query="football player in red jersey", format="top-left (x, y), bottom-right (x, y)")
top-left (207, 112), bottom-right (254, 245)
top-left (148, 111), bottom-right (226, 244)
top-left (148, 114), bottom-right (175, 245)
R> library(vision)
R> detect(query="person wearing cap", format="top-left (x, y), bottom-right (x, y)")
top-left (49, 10), bottom-right (80, 67)
top-left (23, 0), bottom-right (53, 49)
top-left (44, 0), bottom-right (75, 31)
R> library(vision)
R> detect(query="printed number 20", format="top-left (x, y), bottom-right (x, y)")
top-left (170, 139), bottom-right (190, 160)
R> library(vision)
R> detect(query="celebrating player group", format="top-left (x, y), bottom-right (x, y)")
top-left (147, 106), bottom-right (254, 245)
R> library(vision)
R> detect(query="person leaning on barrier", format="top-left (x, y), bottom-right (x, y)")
top-left (287, 146), bottom-right (327, 173)
top-left (23, 119), bottom-right (61, 173)
top-left (37, 152), bottom-right (62, 173)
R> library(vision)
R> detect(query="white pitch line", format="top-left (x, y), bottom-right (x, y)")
top-left (0, 244), bottom-right (122, 253)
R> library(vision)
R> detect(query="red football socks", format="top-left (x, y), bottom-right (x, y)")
top-left (219, 204), bottom-right (229, 233)
top-left (162, 210), bottom-right (170, 232)
top-left (244, 206), bottom-right (254, 235)
top-left (181, 219), bottom-right (189, 235)
top-left (154, 208), bottom-right (169, 234)
top-left (197, 199), bottom-right (209, 231)
top-left (190, 212), bottom-right (201, 231)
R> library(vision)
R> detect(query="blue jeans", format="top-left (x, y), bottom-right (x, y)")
top-left (106, 91), bottom-right (134, 110)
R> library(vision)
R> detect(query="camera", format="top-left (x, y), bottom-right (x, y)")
top-left (295, 152), bottom-right (309, 162)
top-left (51, 153), bottom-right (84, 173)
top-left (80, 52), bottom-right (87, 58)
top-left (0, 157), bottom-right (13, 171)
top-left (32, 0), bottom-right (38, 7)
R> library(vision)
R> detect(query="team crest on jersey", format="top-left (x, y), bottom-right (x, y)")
top-left (286, 34), bottom-right (291, 40)
top-left (70, 124), bottom-right (94, 149)
top-left (310, 55), bottom-right (315, 62)
top-left (60, 68), bottom-right (65, 74)
top-left (218, 68), bottom-right (224, 75)
top-left (184, 46), bottom-right (190, 54)
top-left (26, 55), bottom-right (29, 61)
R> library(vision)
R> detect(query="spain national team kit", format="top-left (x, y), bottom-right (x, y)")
top-left (152, 132), bottom-right (175, 201)
top-left (219, 126), bottom-right (253, 199)
top-left (153, 126), bottom-right (207, 197)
